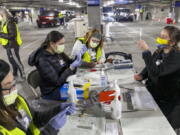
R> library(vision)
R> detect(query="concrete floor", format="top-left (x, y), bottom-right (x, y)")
top-left (1, 21), bottom-right (179, 75)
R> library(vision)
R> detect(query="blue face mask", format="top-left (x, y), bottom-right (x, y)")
top-left (156, 44), bottom-right (169, 49)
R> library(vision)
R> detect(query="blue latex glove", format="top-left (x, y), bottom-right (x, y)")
top-left (60, 103), bottom-right (76, 115)
top-left (70, 53), bottom-right (82, 69)
top-left (48, 108), bottom-right (68, 130)
top-left (80, 44), bottom-right (87, 55)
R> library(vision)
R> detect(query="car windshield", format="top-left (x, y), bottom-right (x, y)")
top-left (40, 11), bottom-right (57, 16)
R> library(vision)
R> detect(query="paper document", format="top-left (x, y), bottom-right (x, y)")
top-left (106, 122), bottom-right (120, 135)
top-left (60, 116), bottom-right (106, 135)
top-left (131, 87), bottom-right (158, 111)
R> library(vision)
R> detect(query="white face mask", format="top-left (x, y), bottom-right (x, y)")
top-left (90, 40), bottom-right (98, 48)
top-left (3, 89), bottom-right (18, 106)
top-left (54, 44), bottom-right (65, 54)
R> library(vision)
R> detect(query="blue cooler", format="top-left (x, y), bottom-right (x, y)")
top-left (60, 83), bottom-right (85, 100)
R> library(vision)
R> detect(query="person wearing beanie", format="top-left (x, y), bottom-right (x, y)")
top-left (71, 29), bottom-right (106, 68)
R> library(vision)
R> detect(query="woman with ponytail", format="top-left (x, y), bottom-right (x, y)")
top-left (28, 31), bottom-right (84, 100)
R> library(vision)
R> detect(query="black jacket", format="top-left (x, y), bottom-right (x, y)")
top-left (0, 17), bottom-right (19, 49)
top-left (140, 49), bottom-right (180, 102)
top-left (28, 47), bottom-right (75, 96)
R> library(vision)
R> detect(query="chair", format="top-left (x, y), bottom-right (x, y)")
top-left (27, 69), bottom-right (41, 98)
top-left (105, 51), bottom-right (132, 61)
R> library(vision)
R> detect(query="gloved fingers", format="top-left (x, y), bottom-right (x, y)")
top-left (66, 103), bottom-right (77, 115)
top-left (56, 108), bottom-right (69, 118)
top-left (60, 102), bottom-right (74, 110)
top-left (66, 108), bottom-right (76, 115)
top-left (81, 44), bottom-right (87, 54)
top-left (51, 114), bottom-right (67, 130)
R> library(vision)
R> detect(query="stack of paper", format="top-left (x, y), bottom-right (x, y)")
top-left (59, 116), bottom-right (106, 135)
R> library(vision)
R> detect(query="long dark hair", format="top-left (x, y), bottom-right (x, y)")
top-left (41, 31), bottom-right (64, 49)
top-left (156, 26), bottom-right (180, 53)
top-left (164, 26), bottom-right (180, 48)
top-left (0, 60), bottom-right (19, 130)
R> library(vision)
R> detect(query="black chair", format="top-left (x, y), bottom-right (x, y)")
top-left (105, 51), bottom-right (132, 61)
top-left (27, 69), bottom-right (41, 98)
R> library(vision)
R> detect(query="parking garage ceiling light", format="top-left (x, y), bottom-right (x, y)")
top-left (59, 0), bottom-right (64, 2)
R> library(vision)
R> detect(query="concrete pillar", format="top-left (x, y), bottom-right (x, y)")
top-left (87, 0), bottom-right (102, 31)
top-left (175, 7), bottom-right (180, 23)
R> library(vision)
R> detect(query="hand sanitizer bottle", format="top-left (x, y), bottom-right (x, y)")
top-left (111, 80), bottom-right (122, 120)
top-left (100, 69), bottom-right (108, 87)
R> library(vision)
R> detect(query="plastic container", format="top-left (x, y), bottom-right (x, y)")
top-left (60, 83), bottom-right (88, 100)
top-left (110, 80), bottom-right (122, 120)
top-left (100, 69), bottom-right (108, 87)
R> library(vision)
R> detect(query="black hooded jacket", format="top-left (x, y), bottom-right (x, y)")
top-left (140, 49), bottom-right (180, 102)
top-left (28, 47), bottom-right (75, 96)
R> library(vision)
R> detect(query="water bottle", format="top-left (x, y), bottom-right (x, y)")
top-left (111, 80), bottom-right (122, 120)
top-left (68, 80), bottom-right (78, 103)
top-left (100, 69), bottom-right (108, 87)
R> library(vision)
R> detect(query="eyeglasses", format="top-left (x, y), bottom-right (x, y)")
top-left (1, 80), bottom-right (17, 95)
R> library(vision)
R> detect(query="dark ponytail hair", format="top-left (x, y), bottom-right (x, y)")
top-left (0, 59), bottom-right (19, 130)
top-left (164, 26), bottom-right (180, 48)
top-left (41, 31), bottom-right (64, 48)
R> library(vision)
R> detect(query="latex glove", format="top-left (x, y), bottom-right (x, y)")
top-left (137, 40), bottom-right (149, 51)
top-left (60, 103), bottom-right (76, 115)
top-left (70, 53), bottom-right (82, 69)
top-left (80, 44), bottom-right (87, 55)
top-left (48, 108), bottom-right (68, 130)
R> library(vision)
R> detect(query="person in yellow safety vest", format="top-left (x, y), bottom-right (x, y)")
top-left (58, 12), bottom-right (64, 26)
top-left (0, 59), bottom-right (76, 135)
top-left (0, 8), bottom-right (25, 82)
top-left (139, 8), bottom-right (144, 21)
top-left (71, 29), bottom-right (106, 68)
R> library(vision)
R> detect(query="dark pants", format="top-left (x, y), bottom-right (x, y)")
top-left (59, 18), bottom-right (64, 26)
top-left (146, 81), bottom-right (180, 129)
top-left (6, 45), bottom-right (25, 77)
top-left (42, 89), bottom-right (62, 101)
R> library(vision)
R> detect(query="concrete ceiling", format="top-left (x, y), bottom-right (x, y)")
top-left (0, 0), bottom-right (172, 8)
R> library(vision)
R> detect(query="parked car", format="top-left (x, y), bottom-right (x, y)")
top-left (102, 13), bottom-right (115, 22)
top-left (114, 8), bottom-right (134, 22)
top-left (36, 10), bottom-right (59, 28)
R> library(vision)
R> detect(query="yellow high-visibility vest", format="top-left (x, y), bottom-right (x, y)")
top-left (58, 12), bottom-right (63, 19)
top-left (78, 37), bottom-right (102, 63)
top-left (0, 96), bottom-right (40, 135)
top-left (0, 22), bottom-right (22, 46)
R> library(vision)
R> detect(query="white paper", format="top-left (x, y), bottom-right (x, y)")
top-left (60, 116), bottom-right (106, 135)
top-left (131, 87), bottom-right (158, 111)
top-left (106, 122), bottom-right (119, 135)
